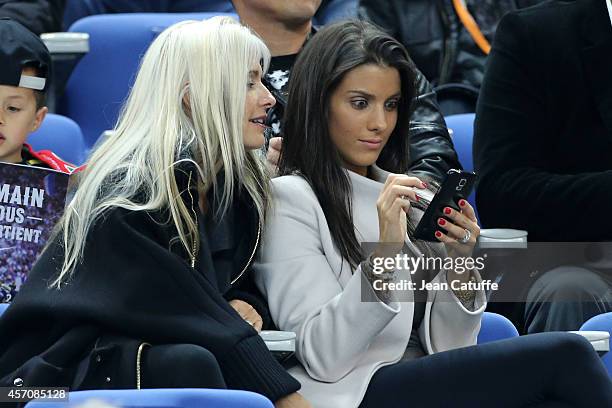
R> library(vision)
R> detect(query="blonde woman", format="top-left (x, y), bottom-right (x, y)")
top-left (0, 17), bottom-right (308, 407)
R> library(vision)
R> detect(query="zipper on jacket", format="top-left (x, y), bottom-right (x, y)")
top-left (185, 169), bottom-right (261, 283)
top-left (186, 172), bottom-right (198, 268)
top-left (231, 221), bottom-right (261, 285)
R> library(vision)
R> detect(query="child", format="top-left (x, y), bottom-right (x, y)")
top-left (0, 17), bottom-right (73, 173)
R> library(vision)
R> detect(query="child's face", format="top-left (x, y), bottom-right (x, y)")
top-left (0, 68), bottom-right (47, 163)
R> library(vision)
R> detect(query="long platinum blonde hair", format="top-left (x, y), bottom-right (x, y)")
top-left (52, 17), bottom-right (271, 286)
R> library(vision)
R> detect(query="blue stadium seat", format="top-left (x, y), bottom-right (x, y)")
top-left (444, 113), bottom-right (477, 216)
top-left (25, 388), bottom-right (273, 408)
top-left (27, 113), bottom-right (87, 166)
top-left (444, 113), bottom-right (475, 172)
top-left (63, 0), bottom-right (235, 30)
top-left (477, 312), bottom-right (519, 344)
top-left (0, 303), bottom-right (8, 316)
top-left (61, 12), bottom-right (236, 148)
top-left (580, 312), bottom-right (612, 376)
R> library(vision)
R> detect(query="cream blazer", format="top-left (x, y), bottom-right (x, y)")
top-left (253, 166), bottom-right (486, 408)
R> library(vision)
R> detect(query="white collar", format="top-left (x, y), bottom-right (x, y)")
top-left (607, 0), bottom-right (612, 29)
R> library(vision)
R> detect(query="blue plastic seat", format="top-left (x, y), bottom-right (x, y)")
top-left (477, 311), bottom-right (520, 344)
top-left (25, 388), bottom-right (273, 408)
top-left (61, 12), bottom-right (236, 148)
top-left (26, 113), bottom-right (87, 166)
top-left (444, 113), bottom-right (475, 172)
top-left (580, 312), bottom-right (612, 376)
top-left (63, 1), bottom-right (236, 28)
top-left (0, 303), bottom-right (8, 316)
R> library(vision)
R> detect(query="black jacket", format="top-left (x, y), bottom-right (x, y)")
top-left (474, 0), bottom-right (612, 241)
top-left (0, 0), bottom-right (65, 34)
top-left (0, 165), bottom-right (300, 402)
top-left (358, 0), bottom-right (543, 90)
top-left (263, 28), bottom-right (461, 183)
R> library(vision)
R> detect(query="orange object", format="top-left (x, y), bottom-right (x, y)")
top-left (452, 0), bottom-right (491, 55)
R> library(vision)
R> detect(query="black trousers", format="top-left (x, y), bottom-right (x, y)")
top-left (360, 332), bottom-right (612, 408)
top-left (141, 344), bottom-right (226, 389)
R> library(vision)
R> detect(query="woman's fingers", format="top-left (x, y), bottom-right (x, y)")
top-left (266, 137), bottom-right (282, 166)
top-left (229, 300), bottom-right (263, 332)
top-left (378, 176), bottom-right (423, 211)
top-left (458, 199), bottom-right (478, 223)
top-left (383, 173), bottom-right (427, 189)
top-left (436, 217), bottom-right (478, 245)
top-left (441, 206), bottom-right (480, 238)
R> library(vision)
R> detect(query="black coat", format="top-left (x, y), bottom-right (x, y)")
top-left (0, 0), bottom-right (65, 34)
top-left (474, 0), bottom-right (612, 241)
top-left (0, 166), bottom-right (300, 403)
top-left (358, 0), bottom-right (544, 89)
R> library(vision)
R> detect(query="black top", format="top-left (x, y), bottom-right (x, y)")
top-left (474, 0), bottom-right (612, 241)
top-left (358, 0), bottom-right (545, 89)
top-left (0, 165), bottom-right (300, 402)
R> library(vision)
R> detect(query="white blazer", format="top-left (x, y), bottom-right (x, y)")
top-left (253, 166), bottom-right (486, 408)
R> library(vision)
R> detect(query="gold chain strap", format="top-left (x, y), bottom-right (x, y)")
top-left (136, 342), bottom-right (151, 390)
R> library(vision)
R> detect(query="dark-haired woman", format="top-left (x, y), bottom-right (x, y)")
top-left (253, 20), bottom-right (612, 408)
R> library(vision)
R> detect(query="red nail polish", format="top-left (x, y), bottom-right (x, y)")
top-left (438, 218), bottom-right (446, 226)
top-left (415, 195), bottom-right (420, 202)
top-left (422, 182), bottom-right (428, 188)
top-left (435, 231), bottom-right (442, 238)
top-left (459, 200), bottom-right (466, 207)
top-left (444, 207), bottom-right (452, 215)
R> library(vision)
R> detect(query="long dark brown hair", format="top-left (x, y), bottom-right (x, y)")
top-left (278, 20), bottom-right (419, 270)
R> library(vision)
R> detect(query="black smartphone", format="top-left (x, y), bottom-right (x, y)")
top-left (413, 169), bottom-right (478, 241)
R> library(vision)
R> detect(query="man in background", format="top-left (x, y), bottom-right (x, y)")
top-left (231, 0), bottom-right (462, 182)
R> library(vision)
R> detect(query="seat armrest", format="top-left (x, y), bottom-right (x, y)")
top-left (569, 330), bottom-right (610, 354)
top-left (41, 32), bottom-right (90, 54)
top-left (479, 228), bottom-right (528, 249)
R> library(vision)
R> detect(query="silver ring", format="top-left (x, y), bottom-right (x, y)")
top-left (246, 320), bottom-right (254, 327)
top-left (459, 228), bottom-right (471, 244)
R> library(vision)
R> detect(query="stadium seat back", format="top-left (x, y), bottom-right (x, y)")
top-left (61, 12), bottom-right (236, 148)
top-left (27, 113), bottom-right (87, 166)
top-left (25, 388), bottom-right (273, 408)
top-left (477, 312), bottom-right (520, 344)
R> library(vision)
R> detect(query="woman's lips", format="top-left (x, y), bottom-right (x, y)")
top-left (359, 139), bottom-right (382, 149)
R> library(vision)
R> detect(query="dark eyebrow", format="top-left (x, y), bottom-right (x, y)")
top-left (347, 90), bottom-right (375, 98)
top-left (347, 90), bottom-right (402, 99)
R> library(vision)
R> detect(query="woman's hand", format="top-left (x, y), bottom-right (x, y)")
top-left (266, 137), bottom-right (282, 175)
top-left (229, 300), bottom-right (263, 332)
top-left (375, 174), bottom-right (426, 257)
top-left (275, 392), bottom-right (313, 408)
top-left (434, 199), bottom-right (480, 259)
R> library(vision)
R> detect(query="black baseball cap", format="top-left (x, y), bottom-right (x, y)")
top-left (0, 18), bottom-right (51, 91)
